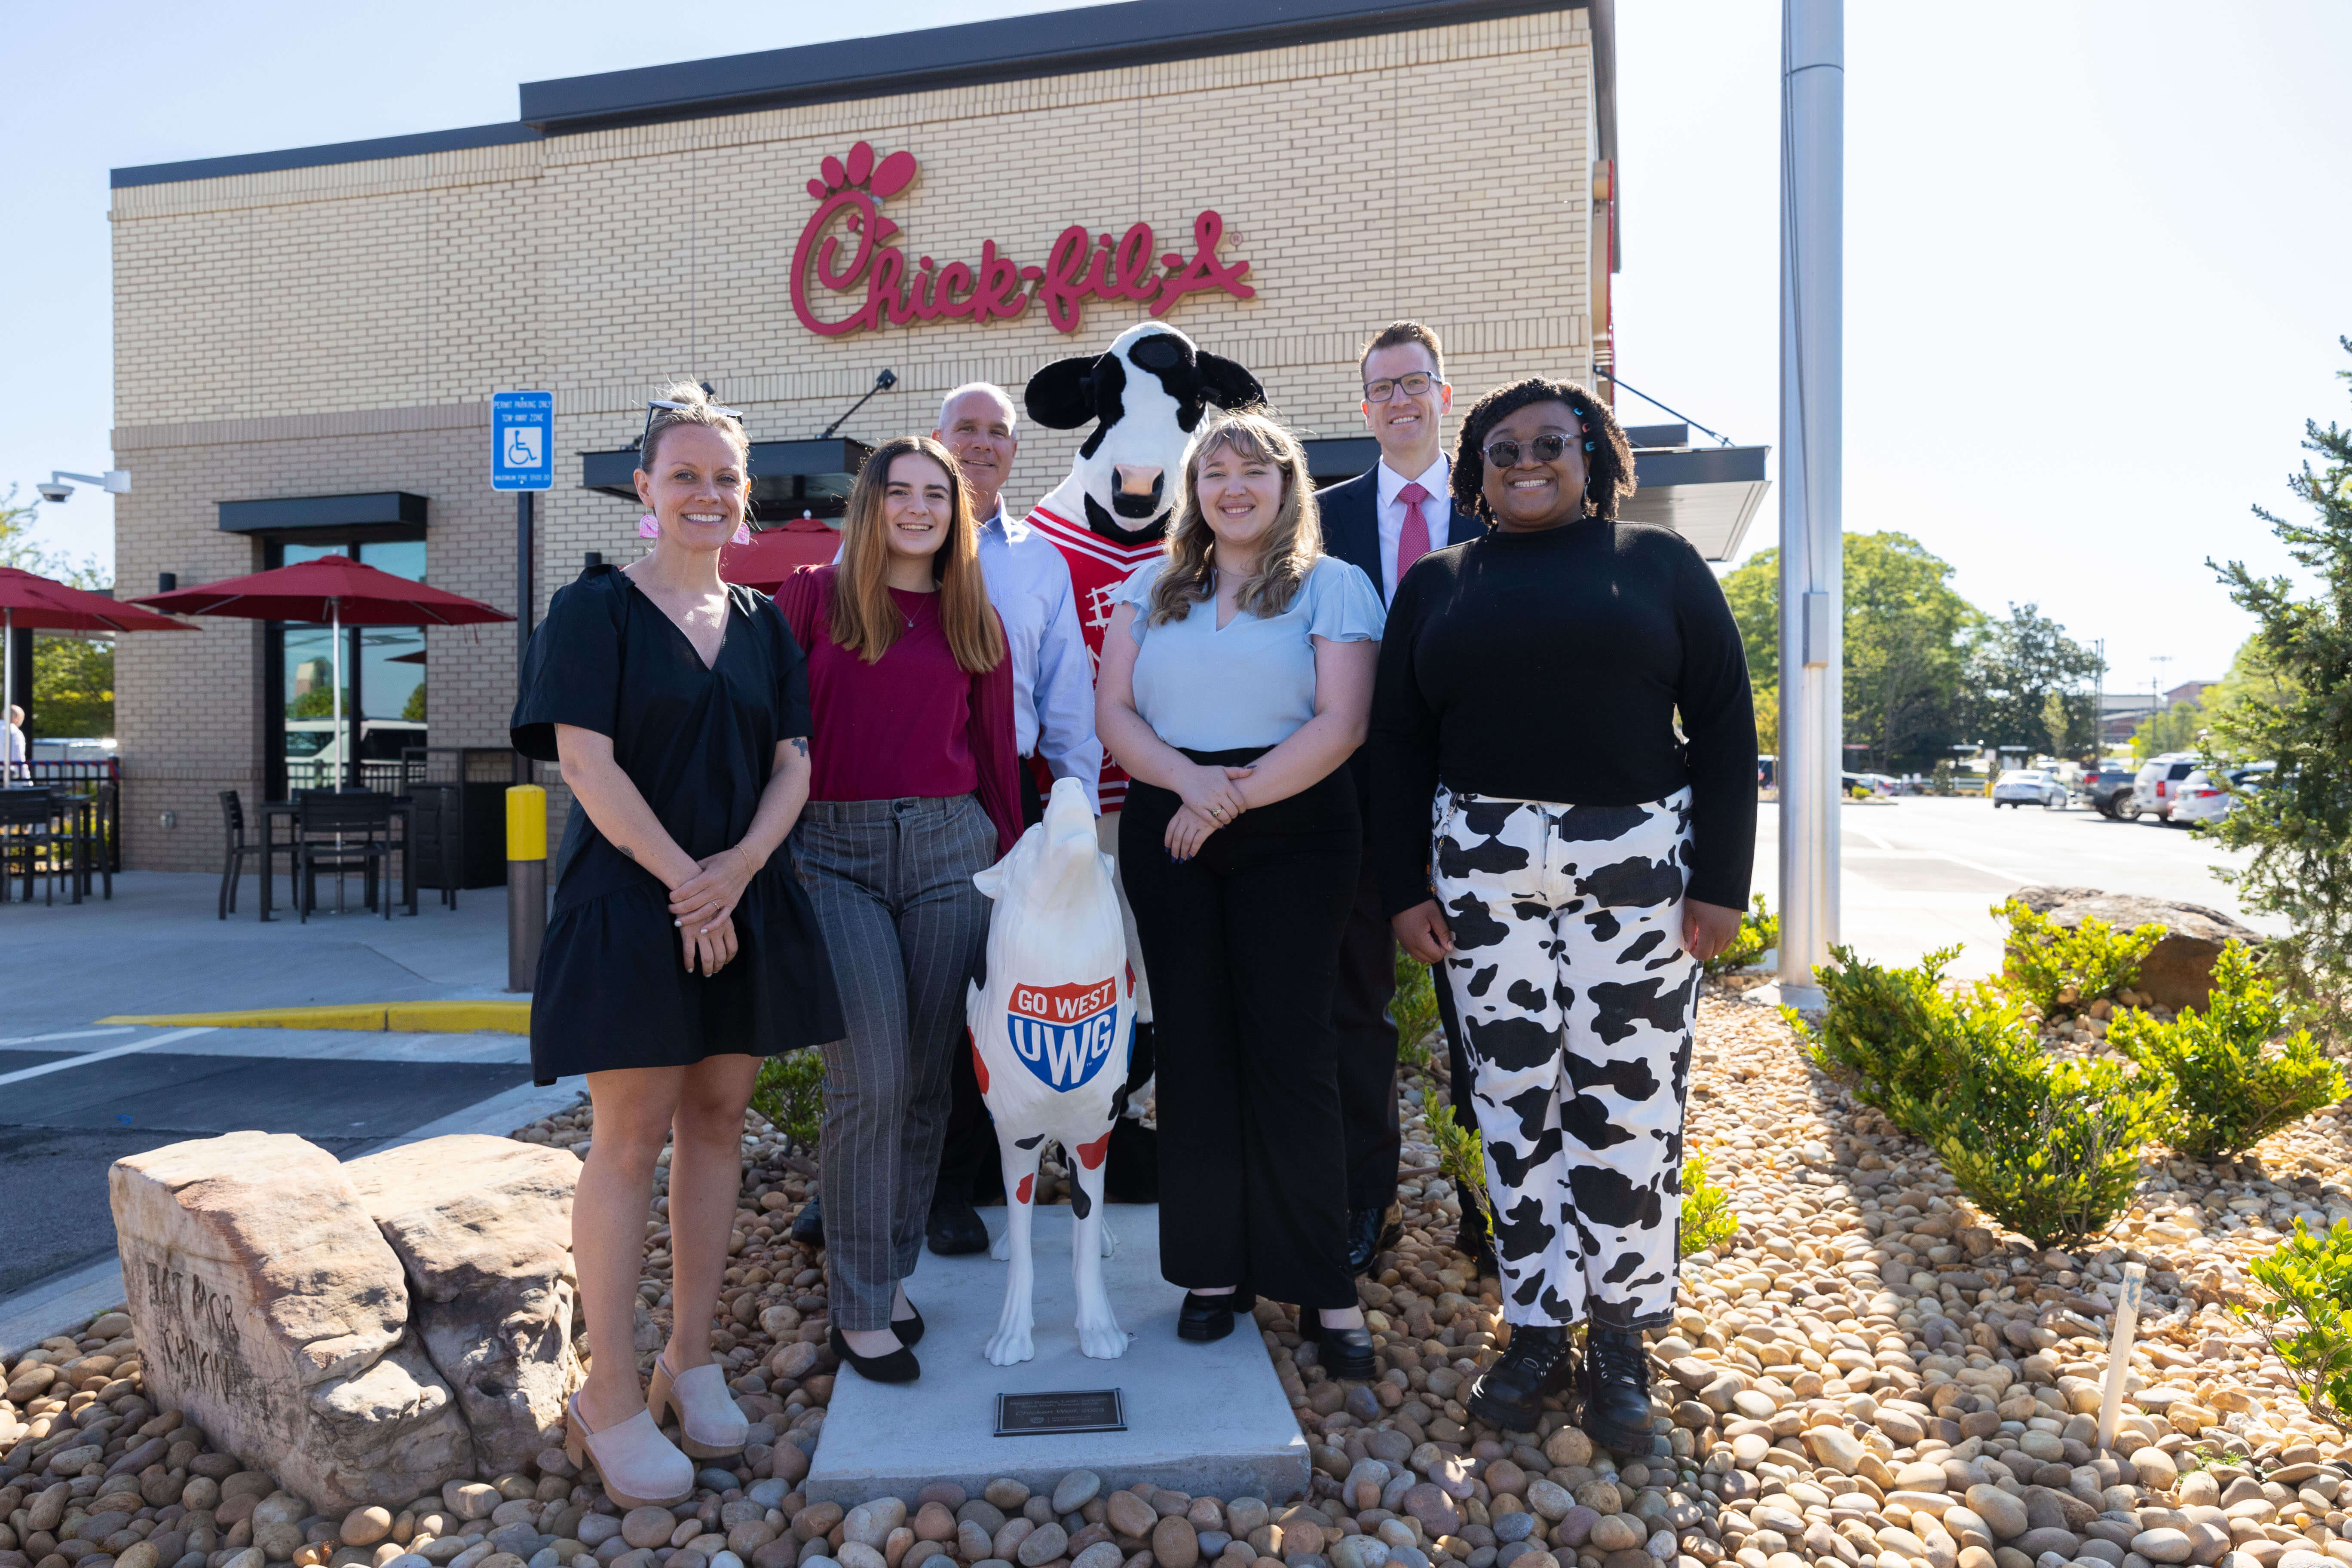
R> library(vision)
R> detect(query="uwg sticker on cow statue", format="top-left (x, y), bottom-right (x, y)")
top-left (965, 775), bottom-right (1135, 1366)
top-left (792, 140), bottom-right (1256, 339)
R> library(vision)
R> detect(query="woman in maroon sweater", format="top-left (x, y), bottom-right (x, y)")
top-left (775, 435), bottom-right (1020, 1383)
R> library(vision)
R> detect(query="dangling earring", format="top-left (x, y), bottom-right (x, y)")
top-left (637, 514), bottom-right (661, 539)
top-left (731, 522), bottom-right (753, 545)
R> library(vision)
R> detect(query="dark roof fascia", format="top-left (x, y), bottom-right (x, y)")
top-left (580, 439), bottom-right (873, 498)
top-left (218, 492), bottom-right (430, 534)
top-left (112, 122), bottom-right (542, 190)
top-left (520, 0), bottom-right (1588, 135)
top-left (1631, 446), bottom-right (1768, 488)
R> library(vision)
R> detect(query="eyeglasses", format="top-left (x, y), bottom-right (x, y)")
top-left (1482, 432), bottom-right (1586, 469)
top-left (1363, 372), bottom-right (1444, 403)
top-left (638, 398), bottom-right (744, 453)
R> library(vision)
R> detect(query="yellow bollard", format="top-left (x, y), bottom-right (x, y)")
top-left (507, 784), bottom-right (547, 992)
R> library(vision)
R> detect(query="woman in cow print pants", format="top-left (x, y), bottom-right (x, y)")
top-left (1369, 377), bottom-right (1757, 1445)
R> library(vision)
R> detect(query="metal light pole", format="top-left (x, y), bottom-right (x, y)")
top-left (1775, 0), bottom-right (1844, 1008)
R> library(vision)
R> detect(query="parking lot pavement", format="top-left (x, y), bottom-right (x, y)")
top-left (1751, 794), bottom-right (2280, 979)
top-left (0, 1024), bottom-right (550, 1299)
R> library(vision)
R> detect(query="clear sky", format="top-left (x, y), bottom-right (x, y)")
top-left (6, 1), bottom-right (2347, 697)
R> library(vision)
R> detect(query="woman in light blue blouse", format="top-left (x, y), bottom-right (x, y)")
top-left (1096, 409), bottom-right (1385, 1374)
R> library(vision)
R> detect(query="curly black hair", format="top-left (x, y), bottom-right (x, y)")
top-left (1449, 377), bottom-right (1636, 523)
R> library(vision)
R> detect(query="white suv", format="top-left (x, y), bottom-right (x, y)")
top-left (2128, 753), bottom-right (2198, 822)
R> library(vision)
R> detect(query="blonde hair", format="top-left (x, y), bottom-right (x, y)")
top-left (832, 436), bottom-right (1005, 674)
top-left (1148, 411), bottom-right (1322, 627)
top-left (637, 381), bottom-right (750, 472)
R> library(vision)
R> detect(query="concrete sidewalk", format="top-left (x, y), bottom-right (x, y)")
top-left (1, 869), bottom-right (515, 1037)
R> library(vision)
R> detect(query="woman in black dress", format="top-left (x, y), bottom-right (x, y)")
top-left (511, 385), bottom-right (841, 1506)
top-left (1370, 377), bottom-right (1755, 1446)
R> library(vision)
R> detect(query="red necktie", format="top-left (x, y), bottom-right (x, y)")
top-left (1395, 481), bottom-right (1432, 589)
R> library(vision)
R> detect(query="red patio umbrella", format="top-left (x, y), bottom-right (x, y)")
top-left (0, 567), bottom-right (195, 784)
top-left (136, 555), bottom-right (512, 788)
top-left (719, 518), bottom-right (842, 592)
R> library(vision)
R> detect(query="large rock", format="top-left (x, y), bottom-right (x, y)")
top-left (110, 1131), bottom-right (473, 1510)
top-left (2012, 887), bottom-right (2262, 1010)
top-left (344, 1136), bottom-right (586, 1475)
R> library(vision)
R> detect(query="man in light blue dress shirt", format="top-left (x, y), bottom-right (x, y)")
top-left (929, 383), bottom-right (1105, 1253)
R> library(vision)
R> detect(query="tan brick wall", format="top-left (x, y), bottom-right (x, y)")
top-left (110, 9), bottom-right (1597, 871)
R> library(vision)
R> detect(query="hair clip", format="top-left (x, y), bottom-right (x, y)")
top-left (1584, 441), bottom-right (1596, 451)
top-left (637, 514), bottom-right (661, 539)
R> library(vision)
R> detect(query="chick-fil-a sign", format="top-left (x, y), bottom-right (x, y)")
top-left (790, 141), bottom-right (1256, 339)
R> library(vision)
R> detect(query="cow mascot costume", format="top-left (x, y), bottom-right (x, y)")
top-left (966, 775), bottom-right (1136, 1365)
top-left (1019, 322), bottom-right (1265, 1199)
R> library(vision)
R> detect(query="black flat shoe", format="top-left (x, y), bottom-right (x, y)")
top-left (1345, 1207), bottom-right (1401, 1277)
top-left (1580, 1324), bottom-right (1658, 1455)
top-left (926, 1191), bottom-right (989, 1256)
top-left (1177, 1289), bottom-right (1254, 1343)
top-left (790, 1192), bottom-right (825, 1248)
top-left (891, 1298), bottom-right (925, 1348)
top-left (829, 1324), bottom-right (919, 1384)
top-left (1467, 1323), bottom-right (1575, 1433)
top-left (1454, 1204), bottom-right (1496, 1279)
top-left (1300, 1312), bottom-right (1378, 1380)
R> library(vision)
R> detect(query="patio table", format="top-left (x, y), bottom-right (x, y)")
top-left (254, 797), bottom-right (416, 920)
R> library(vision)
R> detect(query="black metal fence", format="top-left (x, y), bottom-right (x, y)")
top-left (24, 759), bottom-right (123, 873)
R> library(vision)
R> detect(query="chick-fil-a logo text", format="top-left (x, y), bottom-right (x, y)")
top-left (790, 141), bottom-right (1256, 339)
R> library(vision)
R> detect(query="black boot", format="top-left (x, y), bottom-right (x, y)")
top-left (1580, 1324), bottom-right (1657, 1455)
top-left (790, 1191), bottom-right (825, 1248)
top-left (1466, 1323), bottom-right (1576, 1433)
top-left (926, 1188), bottom-right (989, 1256)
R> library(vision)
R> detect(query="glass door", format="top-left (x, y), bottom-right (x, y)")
top-left (270, 540), bottom-right (426, 795)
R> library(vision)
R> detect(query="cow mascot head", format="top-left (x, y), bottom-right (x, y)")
top-left (966, 775), bottom-right (1136, 1366)
top-left (1024, 321), bottom-right (1265, 544)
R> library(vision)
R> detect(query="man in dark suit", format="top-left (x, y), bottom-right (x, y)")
top-left (1318, 321), bottom-right (1493, 1278)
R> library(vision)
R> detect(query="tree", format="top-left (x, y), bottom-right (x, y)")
top-left (0, 487), bottom-right (107, 587)
top-left (30, 637), bottom-right (113, 738)
top-left (2207, 337), bottom-right (2352, 1029)
top-left (1963, 603), bottom-right (2103, 753)
top-left (2132, 698), bottom-right (2205, 760)
top-left (2042, 691), bottom-right (2072, 759)
top-left (1718, 533), bottom-right (1980, 772)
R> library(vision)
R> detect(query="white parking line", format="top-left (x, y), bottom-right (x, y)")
top-left (0, 1026), bottom-right (136, 1048)
top-left (0, 1027), bottom-right (217, 1089)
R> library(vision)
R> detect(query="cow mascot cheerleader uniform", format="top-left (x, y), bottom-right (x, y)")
top-left (1019, 322), bottom-right (1265, 1200)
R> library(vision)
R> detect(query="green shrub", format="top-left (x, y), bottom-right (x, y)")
top-left (1995, 898), bottom-right (2167, 1017)
top-left (1893, 1030), bottom-right (2167, 1251)
top-left (1420, 1085), bottom-right (1487, 1237)
top-left (750, 1048), bottom-right (826, 1152)
top-left (1703, 894), bottom-right (1780, 976)
top-left (2108, 940), bottom-right (2346, 1160)
top-left (1394, 948), bottom-right (1440, 1069)
top-left (2245, 1219), bottom-right (2352, 1426)
top-left (1680, 1145), bottom-right (1738, 1257)
top-left (1787, 944), bottom-right (1971, 1131)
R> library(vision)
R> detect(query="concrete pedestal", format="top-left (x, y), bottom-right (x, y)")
top-left (808, 1204), bottom-right (1309, 1504)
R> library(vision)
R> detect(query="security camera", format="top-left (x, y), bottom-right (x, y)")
top-left (37, 482), bottom-right (72, 503)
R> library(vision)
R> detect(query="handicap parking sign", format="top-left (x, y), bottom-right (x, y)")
top-left (492, 391), bottom-right (554, 491)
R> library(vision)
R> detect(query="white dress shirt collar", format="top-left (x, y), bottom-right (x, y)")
top-left (1376, 452), bottom-right (1450, 510)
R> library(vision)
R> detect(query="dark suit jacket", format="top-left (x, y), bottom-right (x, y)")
top-left (1317, 463), bottom-right (1488, 838)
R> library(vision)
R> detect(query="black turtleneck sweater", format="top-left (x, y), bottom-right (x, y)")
top-left (1369, 515), bottom-right (1759, 917)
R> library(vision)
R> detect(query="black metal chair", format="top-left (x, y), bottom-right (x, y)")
top-left (404, 781), bottom-right (464, 910)
top-left (296, 793), bottom-right (396, 921)
top-left (0, 789), bottom-right (78, 906)
top-left (218, 789), bottom-right (265, 918)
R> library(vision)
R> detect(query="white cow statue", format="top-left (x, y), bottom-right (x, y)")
top-left (966, 774), bottom-right (1136, 1366)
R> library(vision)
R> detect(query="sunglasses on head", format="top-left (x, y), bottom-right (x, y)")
top-left (638, 398), bottom-right (744, 453)
top-left (1481, 431), bottom-right (1596, 469)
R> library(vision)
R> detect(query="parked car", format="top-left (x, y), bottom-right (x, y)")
top-left (2171, 769), bottom-right (2231, 827)
top-left (2073, 759), bottom-right (2140, 817)
top-left (1992, 768), bottom-right (2068, 808)
top-left (2128, 753), bottom-right (2198, 822)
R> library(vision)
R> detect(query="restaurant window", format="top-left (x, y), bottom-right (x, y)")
top-left (266, 539), bottom-right (427, 796)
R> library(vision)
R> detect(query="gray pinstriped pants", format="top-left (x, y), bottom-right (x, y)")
top-left (793, 793), bottom-right (996, 1330)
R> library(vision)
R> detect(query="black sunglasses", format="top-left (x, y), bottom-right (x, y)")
top-left (637, 398), bottom-right (744, 453)
top-left (1481, 432), bottom-right (1592, 469)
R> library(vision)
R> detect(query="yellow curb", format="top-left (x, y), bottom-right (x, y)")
top-left (97, 1000), bottom-right (530, 1035)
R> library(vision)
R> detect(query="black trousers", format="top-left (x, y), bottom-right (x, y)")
top-left (1120, 752), bottom-right (1358, 1311)
top-left (1333, 857), bottom-right (1403, 1211)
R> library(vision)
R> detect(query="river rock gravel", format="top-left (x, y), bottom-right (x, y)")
top-left (12, 983), bottom-right (2352, 1568)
